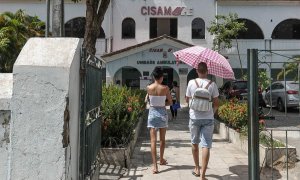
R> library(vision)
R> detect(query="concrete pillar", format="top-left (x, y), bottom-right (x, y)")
top-left (10, 38), bottom-right (81, 180)
top-left (179, 75), bottom-right (187, 105)
top-left (0, 74), bottom-right (12, 180)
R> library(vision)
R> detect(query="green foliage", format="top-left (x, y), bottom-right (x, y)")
top-left (277, 57), bottom-right (300, 81)
top-left (242, 70), bottom-right (271, 90)
top-left (259, 132), bottom-right (285, 147)
top-left (258, 70), bottom-right (271, 91)
top-left (207, 13), bottom-right (246, 76)
top-left (207, 13), bottom-right (246, 51)
top-left (218, 98), bottom-right (284, 147)
top-left (101, 84), bottom-right (147, 147)
top-left (218, 98), bottom-right (248, 129)
top-left (0, 10), bottom-right (45, 72)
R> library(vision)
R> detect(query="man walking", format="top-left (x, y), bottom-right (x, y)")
top-left (185, 62), bottom-right (219, 179)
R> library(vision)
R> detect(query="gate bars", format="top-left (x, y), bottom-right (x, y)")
top-left (248, 49), bottom-right (300, 180)
top-left (79, 48), bottom-right (104, 179)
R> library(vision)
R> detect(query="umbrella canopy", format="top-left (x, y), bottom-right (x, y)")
top-left (173, 46), bottom-right (235, 79)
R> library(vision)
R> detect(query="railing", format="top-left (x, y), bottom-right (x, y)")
top-left (80, 48), bottom-right (104, 179)
top-left (264, 127), bottom-right (300, 180)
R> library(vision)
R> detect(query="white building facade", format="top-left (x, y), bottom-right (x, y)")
top-left (1, 0), bottom-right (300, 101)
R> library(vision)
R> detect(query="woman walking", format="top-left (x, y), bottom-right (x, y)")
top-left (147, 67), bottom-right (173, 174)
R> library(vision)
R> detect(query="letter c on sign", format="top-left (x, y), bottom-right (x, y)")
top-left (141, 6), bottom-right (147, 15)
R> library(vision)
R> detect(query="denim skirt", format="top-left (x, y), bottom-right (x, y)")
top-left (147, 107), bottom-right (168, 129)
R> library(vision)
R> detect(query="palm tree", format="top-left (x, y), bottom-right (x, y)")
top-left (277, 57), bottom-right (300, 81)
top-left (0, 10), bottom-right (44, 72)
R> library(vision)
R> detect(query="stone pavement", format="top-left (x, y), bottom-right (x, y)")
top-left (100, 107), bottom-right (297, 180)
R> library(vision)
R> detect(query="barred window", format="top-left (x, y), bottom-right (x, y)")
top-left (122, 18), bottom-right (135, 39)
top-left (192, 18), bottom-right (205, 39)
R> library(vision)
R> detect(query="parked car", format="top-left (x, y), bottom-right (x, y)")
top-left (263, 81), bottom-right (299, 111)
top-left (219, 80), bottom-right (265, 106)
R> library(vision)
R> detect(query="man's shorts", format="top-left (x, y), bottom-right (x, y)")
top-left (189, 119), bottom-right (214, 148)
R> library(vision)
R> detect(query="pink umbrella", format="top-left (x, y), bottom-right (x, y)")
top-left (173, 46), bottom-right (235, 79)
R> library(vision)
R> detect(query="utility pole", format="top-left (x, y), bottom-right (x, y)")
top-left (52, 0), bottom-right (64, 37)
top-left (247, 49), bottom-right (260, 180)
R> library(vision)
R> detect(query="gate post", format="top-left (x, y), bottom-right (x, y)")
top-left (247, 49), bottom-right (260, 180)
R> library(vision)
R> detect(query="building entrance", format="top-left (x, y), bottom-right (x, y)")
top-left (157, 66), bottom-right (179, 88)
top-left (114, 67), bottom-right (142, 89)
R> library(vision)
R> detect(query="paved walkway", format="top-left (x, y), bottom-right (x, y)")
top-left (100, 107), bottom-right (298, 180)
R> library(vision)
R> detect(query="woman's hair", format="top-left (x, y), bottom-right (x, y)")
top-left (152, 67), bottom-right (164, 80)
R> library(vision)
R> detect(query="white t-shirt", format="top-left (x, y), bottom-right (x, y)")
top-left (186, 78), bottom-right (219, 119)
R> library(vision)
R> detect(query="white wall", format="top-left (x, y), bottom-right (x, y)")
top-left (218, 3), bottom-right (300, 39)
top-left (0, 74), bottom-right (12, 111)
top-left (105, 38), bottom-right (192, 102)
top-left (0, 110), bottom-right (10, 180)
top-left (65, 39), bottom-right (81, 180)
top-left (9, 38), bottom-right (81, 180)
top-left (217, 2), bottom-right (300, 70)
top-left (112, 0), bottom-right (215, 51)
top-left (0, 74), bottom-right (12, 180)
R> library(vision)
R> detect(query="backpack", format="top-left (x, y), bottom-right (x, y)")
top-left (190, 79), bottom-right (213, 111)
top-left (170, 88), bottom-right (177, 100)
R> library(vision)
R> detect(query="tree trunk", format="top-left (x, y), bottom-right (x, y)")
top-left (83, 0), bottom-right (110, 55)
top-left (236, 38), bottom-right (244, 78)
top-left (52, 0), bottom-right (64, 37)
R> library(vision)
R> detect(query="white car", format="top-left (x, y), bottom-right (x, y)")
top-left (263, 81), bottom-right (299, 111)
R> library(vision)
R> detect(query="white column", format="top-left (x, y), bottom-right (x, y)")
top-left (10, 38), bottom-right (81, 180)
top-left (179, 75), bottom-right (187, 106)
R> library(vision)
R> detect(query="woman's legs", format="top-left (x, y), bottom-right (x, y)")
top-left (150, 128), bottom-right (158, 173)
top-left (159, 128), bottom-right (167, 165)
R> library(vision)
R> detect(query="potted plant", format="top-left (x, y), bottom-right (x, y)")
top-left (100, 84), bottom-right (147, 167)
top-left (216, 98), bottom-right (297, 167)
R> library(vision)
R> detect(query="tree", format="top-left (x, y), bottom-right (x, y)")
top-left (0, 10), bottom-right (44, 72)
top-left (72, 0), bottom-right (111, 55)
top-left (52, 0), bottom-right (64, 36)
top-left (207, 13), bottom-right (246, 78)
top-left (277, 57), bottom-right (300, 81)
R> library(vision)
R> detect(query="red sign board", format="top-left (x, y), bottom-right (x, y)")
top-left (141, 6), bottom-right (193, 16)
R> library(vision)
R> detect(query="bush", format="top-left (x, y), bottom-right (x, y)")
top-left (218, 98), bottom-right (284, 147)
top-left (101, 84), bottom-right (146, 148)
top-left (218, 98), bottom-right (247, 129)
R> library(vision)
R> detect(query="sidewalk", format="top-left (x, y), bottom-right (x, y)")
top-left (121, 107), bottom-right (250, 180)
top-left (100, 107), bottom-right (294, 180)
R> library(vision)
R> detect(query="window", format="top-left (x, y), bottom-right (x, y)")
top-left (122, 18), bottom-right (135, 39)
top-left (143, 71), bottom-right (149, 76)
top-left (272, 19), bottom-right (300, 39)
top-left (65, 17), bottom-right (105, 38)
top-left (192, 18), bottom-right (205, 39)
top-left (150, 18), bottom-right (177, 38)
top-left (236, 19), bottom-right (264, 39)
top-left (65, 17), bottom-right (86, 38)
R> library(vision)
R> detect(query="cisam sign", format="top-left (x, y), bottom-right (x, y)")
top-left (141, 6), bottom-right (193, 16)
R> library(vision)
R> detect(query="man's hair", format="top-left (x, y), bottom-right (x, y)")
top-left (152, 67), bottom-right (164, 80)
top-left (197, 62), bottom-right (208, 74)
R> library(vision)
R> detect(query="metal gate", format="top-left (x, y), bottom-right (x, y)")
top-left (79, 48), bottom-right (103, 179)
top-left (248, 49), bottom-right (300, 179)
top-left (258, 50), bottom-right (300, 180)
